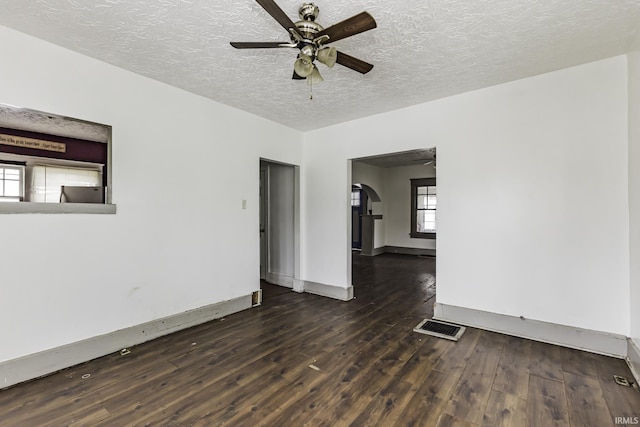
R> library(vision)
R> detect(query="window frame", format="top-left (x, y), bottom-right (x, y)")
top-left (410, 177), bottom-right (436, 239)
top-left (0, 104), bottom-right (114, 214)
top-left (351, 189), bottom-right (361, 207)
top-left (0, 162), bottom-right (25, 202)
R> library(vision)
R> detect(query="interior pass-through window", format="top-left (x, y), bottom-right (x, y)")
top-left (0, 103), bottom-right (114, 213)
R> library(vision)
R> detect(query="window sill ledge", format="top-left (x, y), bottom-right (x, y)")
top-left (0, 202), bottom-right (117, 214)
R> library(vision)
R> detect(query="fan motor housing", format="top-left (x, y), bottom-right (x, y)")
top-left (299, 3), bottom-right (319, 21)
top-left (295, 20), bottom-right (323, 40)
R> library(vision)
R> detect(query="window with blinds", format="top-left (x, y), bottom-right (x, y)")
top-left (30, 165), bottom-right (101, 203)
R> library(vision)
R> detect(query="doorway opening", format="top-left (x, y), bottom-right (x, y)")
top-left (349, 148), bottom-right (437, 291)
top-left (259, 159), bottom-right (301, 301)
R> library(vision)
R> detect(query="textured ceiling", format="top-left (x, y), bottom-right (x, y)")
top-left (0, 104), bottom-right (110, 143)
top-left (0, 0), bottom-right (638, 131)
top-left (356, 148), bottom-right (436, 168)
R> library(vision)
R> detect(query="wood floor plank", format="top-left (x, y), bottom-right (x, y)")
top-left (180, 330), bottom-right (378, 423)
top-left (395, 368), bottom-right (463, 426)
top-left (561, 347), bottom-right (602, 378)
top-left (444, 330), bottom-right (504, 425)
top-left (492, 335), bottom-right (531, 400)
top-left (230, 351), bottom-right (364, 425)
top-left (259, 370), bottom-right (334, 426)
top-left (178, 304), bottom-right (404, 424)
top-left (207, 354), bottom-right (325, 426)
top-left (394, 335), bottom-right (452, 389)
top-left (529, 341), bottom-right (565, 382)
top-left (100, 327), bottom-right (334, 425)
top-left (2, 358), bottom-right (176, 425)
top-left (308, 328), bottom-right (424, 426)
top-left (481, 389), bottom-right (527, 427)
top-left (436, 413), bottom-right (480, 427)
top-left (225, 364), bottom-right (329, 426)
top-left (0, 347), bottom-right (163, 412)
top-left (267, 326), bottom-right (404, 426)
top-left (156, 360), bottom-right (302, 426)
top-left (527, 374), bottom-right (570, 427)
top-left (432, 327), bottom-right (481, 374)
top-left (17, 402), bottom-right (112, 427)
top-left (348, 380), bottom-right (415, 426)
top-left (563, 371), bottom-right (615, 427)
top-left (598, 372), bottom-right (640, 420)
top-left (598, 355), bottom-right (636, 380)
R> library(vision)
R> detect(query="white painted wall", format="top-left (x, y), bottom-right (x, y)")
top-left (383, 164), bottom-right (437, 251)
top-left (0, 26), bottom-right (302, 363)
top-left (629, 50), bottom-right (640, 347)
top-left (303, 56), bottom-right (630, 335)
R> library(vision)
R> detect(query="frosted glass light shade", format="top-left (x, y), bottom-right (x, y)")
top-left (317, 47), bottom-right (337, 68)
top-left (307, 66), bottom-right (323, 85)
top-left (294, 54), bottom-right (314, 77)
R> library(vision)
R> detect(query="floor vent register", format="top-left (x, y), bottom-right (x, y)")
top-left (413, 319), bottom-right (466, 341)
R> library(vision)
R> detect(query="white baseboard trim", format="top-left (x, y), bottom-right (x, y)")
top-left (268, 276), bottom-right (351, 301)
top-left (265, 272), bottom-right (294, 288)
top-left (1, 294), bottom-right (252, 390)
top-left (627, 338), bottom-right (640, 385)
top-left (383, 246), bottom-right (436, 257)
top-left (292, 279), bottom-right (305, 293)
top-left (371, 247), bottom-right (386, 256)
top-left (303, 281), bottom-right (353, 301)
top-left (434, 303), bottom-right (628, 358)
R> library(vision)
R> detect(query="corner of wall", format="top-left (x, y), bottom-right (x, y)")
top-left (302, 281), bottom-right (353, 301)
top-left (627, 338), bottom-right (640, 385)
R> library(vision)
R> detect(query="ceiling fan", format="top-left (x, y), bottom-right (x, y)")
top-left (230, 1), bottom-right (376, 86)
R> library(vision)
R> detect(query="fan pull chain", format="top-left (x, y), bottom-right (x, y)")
top-left (309, 77), bottom-right (313, 100)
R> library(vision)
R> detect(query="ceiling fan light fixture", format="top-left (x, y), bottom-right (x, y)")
top-left (230, 1), bottom-right (378, 91)
top-left (317, 46), bottom-right (337, 68)
top-left (307, 65), bottom-right (323, 85)
top-left (294, 54), bottom-right (314, 77)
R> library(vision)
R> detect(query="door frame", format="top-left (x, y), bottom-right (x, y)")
top-left (259, 158), bottom-right (302, 291)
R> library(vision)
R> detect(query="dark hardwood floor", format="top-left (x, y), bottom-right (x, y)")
top-left (1, 253), bottom-right (639, 426)
top-left (260, 280), bottom-right (292, 300)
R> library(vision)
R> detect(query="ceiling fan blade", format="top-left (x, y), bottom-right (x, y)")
top-left (255, 0), bottom-right (304, 40)
top-left (336, 51), bottom-right (374, 74)
top-left (315, 11), bottom-right (377, 44)
top-left (230, 42), bottom-right (296, 49)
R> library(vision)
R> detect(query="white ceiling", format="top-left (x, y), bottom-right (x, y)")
top-left (0, 104), bottom-right (109, 143)
top-left (356, 148), bottom-right (436, 168)
top-left (0, 0), bottom-right (638, 132)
